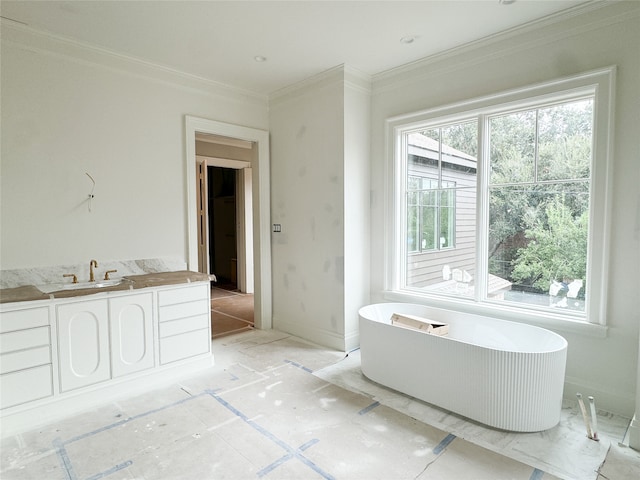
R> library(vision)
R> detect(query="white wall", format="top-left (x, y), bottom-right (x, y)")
top-left (0, 23), bottom-right (268, 270)
top-left (369, 2), bottom-right (640, 415)
top-left (343, 69), bottom-right (372, 350)
top-left (269, 68), bottom-right (346, 350)
top-left (269, 66), bottom-right (370, 351)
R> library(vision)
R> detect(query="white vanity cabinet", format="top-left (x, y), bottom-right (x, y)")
top-left (0, 306), bottom-right (53, 409)
top-left (0, 276), bottom-right (212, 437)
top-left (57, 299), bottom-right (111, 392)
top-left (109, 292), bottom-right (154, 378)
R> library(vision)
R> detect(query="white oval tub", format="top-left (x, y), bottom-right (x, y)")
top-left (359, 303), bottom-right (568, 432)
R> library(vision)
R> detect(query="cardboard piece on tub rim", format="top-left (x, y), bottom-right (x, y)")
top-left (391, 313), bottom-right (449, 336)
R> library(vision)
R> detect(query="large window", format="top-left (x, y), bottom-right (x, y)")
top-left (389, 68), bottom-right (614, 325)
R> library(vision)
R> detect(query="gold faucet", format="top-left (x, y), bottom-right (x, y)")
top-left (63, 273), bottom-right (78, 284)
top-left (104, 269), bottom-right (117, 280)
top-left (89, 259), bottom-right (98, 282)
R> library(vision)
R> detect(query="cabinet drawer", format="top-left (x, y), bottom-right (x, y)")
top-left (0, 307), bottom-right (49, 334)
top-left (0, 364), bottom-right (53, 409)
top-left (159, 314), bottom-right (209, 338)
top-left (0, 345), bottom-right (51, 374)
top-left (158, 284), bottom-right (209, 306)
top-left (0, 327), bottom-right (50, 354)
top-left (158, 300), bottom-right (209, 323)
top-left (159, 329), bottom-right (210, 365)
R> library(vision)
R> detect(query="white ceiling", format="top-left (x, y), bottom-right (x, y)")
top-left (1, 0), bottom-right (594, 96)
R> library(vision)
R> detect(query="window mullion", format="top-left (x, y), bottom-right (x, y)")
top-left (397, 131), bottom-right (409, 289)
top-left (437, 128), bottom-right (444, 252)
top-left (475, 114), bottom-right (490, 302)
top-left (534, 109), bottom-right (540, 183)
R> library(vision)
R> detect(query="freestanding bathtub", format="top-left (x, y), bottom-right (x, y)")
top-left (359, 303), bottom-right (568, 432)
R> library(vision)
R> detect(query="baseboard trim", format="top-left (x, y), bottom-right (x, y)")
top-left (564, 375), bottom-right (635, 417)
top-left (273, 318), bottom-right (351, 352)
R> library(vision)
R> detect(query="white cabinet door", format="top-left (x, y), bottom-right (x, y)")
top-left (109, 293), bottom-right (154, 378)
top-left (57, 299), bottom-right (110, 392)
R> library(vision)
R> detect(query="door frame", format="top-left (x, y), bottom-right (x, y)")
top-left (185, 116), bottom-right (271, 330)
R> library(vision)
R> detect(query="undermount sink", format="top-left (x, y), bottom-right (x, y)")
top-left (36, 278), bottom-right (130, 294)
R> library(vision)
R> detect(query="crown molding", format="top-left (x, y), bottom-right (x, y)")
top-left (269, 64), bottom-right (372, 107)
top-left (344, 65), bottom-right (373, 96)
top-left (372, 0), bottom-right (636, 94)
top-left (269, 65), bottom-right (347, 106)
top-left (0, 20), bottom-right (268, 107)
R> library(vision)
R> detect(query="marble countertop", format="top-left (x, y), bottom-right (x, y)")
top-left (0, 271), bottom-right (212, 304)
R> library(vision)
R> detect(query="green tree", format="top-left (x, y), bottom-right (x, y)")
top-left (511, 198), bottom-right (588, 292)
top-left (487, 99), bottom-right (592, 290)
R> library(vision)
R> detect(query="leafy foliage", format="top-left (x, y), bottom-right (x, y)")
top-left (487, 100), bottom-right (592, 293)
top-left (511, 198), bottom-right (588, 292)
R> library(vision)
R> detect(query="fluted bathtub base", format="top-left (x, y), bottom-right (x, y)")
top-left (359, 303), bottom-right (568, 433)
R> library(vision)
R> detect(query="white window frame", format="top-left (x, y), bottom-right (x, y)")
top-left (384, 67), bottom-right (615, 336)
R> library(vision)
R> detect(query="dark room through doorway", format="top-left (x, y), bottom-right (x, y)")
top-left (208, 166), bottom-right (237, 289)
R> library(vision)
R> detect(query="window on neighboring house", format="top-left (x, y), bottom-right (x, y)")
top-left (407, 176), bottom-right (456, 253)
top-left (389, 67), bottom-right (614, 326)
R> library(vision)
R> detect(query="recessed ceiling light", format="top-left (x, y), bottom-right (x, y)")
top-left (254, 55), bottom-right (267, 62)
top-left (400, 36), bottom-right (418, 44)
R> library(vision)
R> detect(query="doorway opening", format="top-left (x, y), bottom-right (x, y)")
top-left (185, 116), bottom-right (272, 333)
top-left (195, 138), bottom-right (255, 338)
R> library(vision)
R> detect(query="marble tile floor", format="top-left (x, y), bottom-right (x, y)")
top-left (1, 329), bottom-right (638, 480)
top-left (315, 349), bottom-right (640, 480)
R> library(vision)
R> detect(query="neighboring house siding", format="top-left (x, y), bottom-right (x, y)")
top-left (406, 147), bottom-right (477, 288)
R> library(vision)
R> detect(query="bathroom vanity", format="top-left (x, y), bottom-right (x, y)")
top-left (0, 271), bottom-right (212, 437)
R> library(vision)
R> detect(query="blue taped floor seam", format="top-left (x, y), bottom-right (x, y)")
top-left (206, 389), bottom-right (335, 480)
top-left (433, 433), bottom-right (457, 455)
